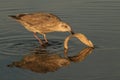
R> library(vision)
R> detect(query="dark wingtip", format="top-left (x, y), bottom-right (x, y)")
top-left (8, 15), bottom-right (20, 19)
top-left (8, 13), bottom-right (27, 20)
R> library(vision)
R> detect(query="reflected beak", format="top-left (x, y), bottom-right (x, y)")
top-left (70, 30), bottom-right (75, 34)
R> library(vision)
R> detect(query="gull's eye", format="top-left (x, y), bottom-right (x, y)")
top-left (64, 25), bottom-right (67, 28)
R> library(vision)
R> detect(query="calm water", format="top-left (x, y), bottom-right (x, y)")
top-left (0, 0), bottom-right (120, 80)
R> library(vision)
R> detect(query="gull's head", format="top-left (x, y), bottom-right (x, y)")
top-left (58, 22), bottom-right (74, 34)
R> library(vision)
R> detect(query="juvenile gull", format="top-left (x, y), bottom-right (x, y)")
top-left (9, 12), bottom-right (74, 46)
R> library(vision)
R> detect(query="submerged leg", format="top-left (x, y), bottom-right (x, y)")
top-left (33, 33), bottom-right (44, 45)
top-left (43, 34), bottom-right (48, 44)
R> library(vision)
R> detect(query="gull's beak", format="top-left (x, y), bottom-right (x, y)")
top-left (70, 30), bottom-right (75, 35)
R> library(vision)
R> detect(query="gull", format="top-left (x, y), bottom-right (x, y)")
top-left (9, 12), bottom-right (74, 46)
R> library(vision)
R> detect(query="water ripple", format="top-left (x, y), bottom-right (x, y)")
top-left (0, 36), bottom-right (63, 56)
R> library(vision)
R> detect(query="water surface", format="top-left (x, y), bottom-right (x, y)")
top-left (0, 0), bottom-right (120, 80)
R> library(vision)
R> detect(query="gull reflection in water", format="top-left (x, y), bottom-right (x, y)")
top-left (8, 47), bottom-right (93, 73)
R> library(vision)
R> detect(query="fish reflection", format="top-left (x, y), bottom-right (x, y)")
top-left (8, 47), bottom-right (93, 73)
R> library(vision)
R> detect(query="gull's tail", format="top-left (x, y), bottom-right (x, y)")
top-left (8, 14), bottom-right (27, 20)
top-left (8, 15), bottom-right (20, 20)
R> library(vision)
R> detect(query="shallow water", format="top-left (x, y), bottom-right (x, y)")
top-left (0, 0), bottom-right (120, 80)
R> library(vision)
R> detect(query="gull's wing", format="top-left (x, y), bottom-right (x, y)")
top-left (9, 12), bottom-right (61, 27)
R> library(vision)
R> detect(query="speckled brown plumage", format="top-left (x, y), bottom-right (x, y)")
top-left (9, 12), bottom-right (74, 46)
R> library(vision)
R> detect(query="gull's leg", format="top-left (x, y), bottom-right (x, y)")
top-left (43, 34), bottom-right (48, 44)
top-left (33, 32), bottom-right (44, 45)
